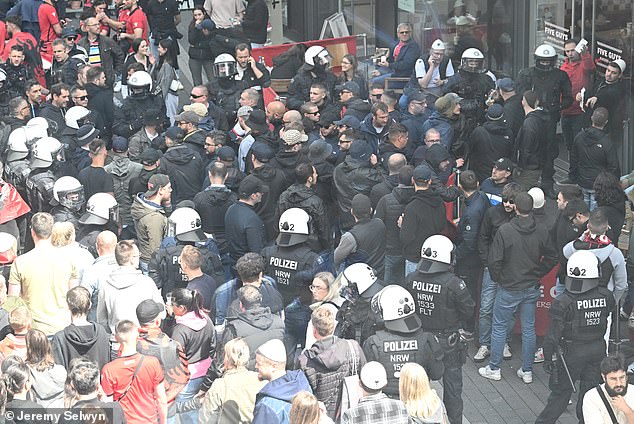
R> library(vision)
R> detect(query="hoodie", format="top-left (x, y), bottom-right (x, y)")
top-left (193, 185), bottom-right (237, 254)
top-left (569, 127), bottom-right (619, 189)
top-left (343, 97), bottom-right (371, 122)
top-left (96, 266), bottom-right (163, 337)
top-left (131, 193), bottom-right (167, 263)
top-left (400, 189), bottom-right (447, 263)
top-left (159, 144), bottom-right (205, 204)
top-left (51, 322), bottom-right (110, 370)
top-left (252, 370), bottom-right (312, 424)
top-left (170, 311), bottom-right (215, 379)
top-left (468, 120), bottom-right (514, 182)
top-left (105, 156), bottom-right (143, 225)
top-left (515, 108), bottom-right (550, 170)
top-left (30, 364), bottom-right (66, 408)
top-left (488, 214), bottom-right (557, 290)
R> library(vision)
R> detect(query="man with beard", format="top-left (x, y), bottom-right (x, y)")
top-left (338, 81), bottom-right (370, 122)
top-left (583, 354), bottom-right (634, 422)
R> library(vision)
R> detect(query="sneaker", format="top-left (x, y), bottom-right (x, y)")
top-left (473, 345), bottom-right (490, 362)
top-left (517, 368), bottom-right (533, 384)
top-left (503, 343), bottom-right (512, 359)
top-left (534, 347), bottom-right (544, 363)
top-left (479, 365), bottom-right (501, 381)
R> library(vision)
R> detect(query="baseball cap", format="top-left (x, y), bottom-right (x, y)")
top-left (165, 126), bottom-right (185, 142)
top-left (256, 339), bottom-right (286, 363)
top-left (136, 299), bottom-right (164, 324)
top-left (333, 115), bottom-right (361, 130)
top-left (486, 104), bottom-right (504, 121)
top-left (496, 78), bottom-right (515, 93)
top-left (216, 146), bottom-right (236, 162)
top-left (371, 285), bottom-right (421, 333)
top-left (336, 81), bottom-right (361, 96)
top-left (360, 362), bottom-right (388, 391)
top-left (145, 174), bottom-right (170, 197)
top-left (238, 174), bottom-right (269, 197)
top-left (408, 91), bottom-right (427, 104)
top-left (308, 140), bottom-right (333, 163)
top-left (196, 19), bottom-right (215, 31)
top-left (61, 26), bottom-right (78, 38)
top-left (528, 187), bottom-right (545, 209)
top-left (111, 135), bottom-right (129, 153)
top-left (183, 103), bottom-right (208, 117)
top-left (281, 129), bottom-right (308, 146)
top-left (413, 164), bottom-right (433, 182)
top-left (494, 157), bottom-right (514, 173)
top-left (252, 142), bottom-right (275, 163)
top-left (237, 106), bottom-right (253, 118)
top-left (138, 148), bottom-right (161, 165)
top-left (348, 140), bottom-right (373, 161)
top-left (175, 111), bottom-right (200, 125)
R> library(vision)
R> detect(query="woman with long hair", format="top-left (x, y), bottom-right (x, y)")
top-left (199, 338), bottom-right (266, 423)
top-left (594, 171), bottom-right (627, 243)
top-left (122, 38), bottom-right (155, 96)
top-left (304, 272), bottom-right (344, 350)
top-left (153, 38), bottom-right (180, 124)
top-left (399, 362), bottom-right (447, 423)
top-left (289, 391), bottom-right (334, 424)
top-left (188, 7), bottom-right (215, 86)
top-left (25, 329), bottom-right (67, 408)
top-left (3, 356), bottom-right (50, 422)
top-left (166, 288), bottom-right (215, 423)
top-left (337, 53), bottom-right (368, 100)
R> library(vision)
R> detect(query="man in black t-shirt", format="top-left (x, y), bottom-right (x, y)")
top-left (181, 245), bottom-right (217, 312)
top-left (145, 0), bottom-right (181, 57)
top-left (78, 138), bottom-right (114, 199)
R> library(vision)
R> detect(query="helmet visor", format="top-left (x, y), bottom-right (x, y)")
top-left (215, 62), bottom-right (236, 78)
top-left (460, 58), bottom-right (485, 73)
top-left (59, 186), bottom-right (85, 211)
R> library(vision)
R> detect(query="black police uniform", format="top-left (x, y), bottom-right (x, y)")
top-left (444, 70), bottom-right (495, 142)
top-left (3, 160), bottom-right (32, 199)
top-left (261, 244), bottom-right (318, 307)
top-left (517, 67), bottom-right (573, 192)
top-left (51, 205), bottom-right (82, 232)
top-left (535, 285), bottom-right (614, 423)
top-left (336, 297), bottom-right (381, 346)
top-left (25, 169), bottom-right (56, 213)
top-left (149, 241), bottom-right (224, 298)
top-left (113, 93), bottom-right (168, 138)
top-left (363, 327), bottom-right (444, 398)
top-left (405, 265), bottom-right (475, 424)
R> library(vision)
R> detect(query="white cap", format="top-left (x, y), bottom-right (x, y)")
top-left (360, 362), bottom-right (388, 390)
top-left (431, 39), bottom-right (445, 50)
top-left (528, 187), bottom-right (545, 209)
top-left (256, 339), bottom-right (286, 363)
top-left (613, 59), bottom-right (627, 74)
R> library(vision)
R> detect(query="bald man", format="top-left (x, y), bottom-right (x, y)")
top-left (266, 101), bottom-right (286, 136)
top-left (81, 230), bottom-right (119, 321)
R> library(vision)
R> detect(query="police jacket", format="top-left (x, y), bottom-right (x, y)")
top-left (375, 186), bottom-right (414, 257)
top-left (335, 297), bottom-right (380, 345)
top-left (113, 94), bottom-right (167, 138)
top-left (277, 183), bottom-right (331, 252)
top-left (105, 156), bottom-right (143, 227)
top-left (477, 203), bottom-right (513, 266)
top-left (514, 108), bottom-right (550, 170)
top-left (333, 156), bottom-right (386, 231)
top-left (210, 77), bottom-right (249, 124)
top-left (543, 286), bottom-right (614, 362)
top-left (554, 211), bottom-right (583, 282)
top-left (404, 270), bottom-right (475, 332)
top-left (193, 185), bottom-right (237, 255)
top-left (298, 335), bottom-right (365, 420)
top-left (569, 127), bottom-right (619, 189)
top-left (456, 191), bottom-right (490, 261)
top-left (517, 67), bottom-right (573, 116)
top-left (3, 160), bottom-right (31, 193)
top-left (261, 243), bottom-right (318, 306)
top-left (286, 65), bottom-right (337, 111)
top-left (149, 241), bottom-right (224, 297)
top-left (26, 169), bottom-right (55, 213)
top-left (488, 214), bottom-right (558, 290)
top-left (502, 95), bottom-right (525, 138)
top-left (399, 189), bottom-right (447, 263)
top-left (444, 70), bottom-right (495, 123)
top-left (251, 164), bottom-right (289, 243)
top-left (51, 205), bottom-right (81, 233)
top-left (221, 306), bottom-right (285, 369)
top-left (159, 144), bottom-right (206, 205)
top-left (335, 218), bottom-right (386, 277)
top-left (363, 328), bottom-right (444, 397)
top-left (467, 120), bottom-right (514, 182)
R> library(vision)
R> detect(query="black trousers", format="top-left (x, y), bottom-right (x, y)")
top-left (534, 340), bottom-right (605, 424)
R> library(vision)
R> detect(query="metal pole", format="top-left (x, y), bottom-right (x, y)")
top-left (581, 0), bottom-right (585, 39)
top-left (591, 0), bottom-right (596, 58)
top-left (571, 0), bottom-right (575, 38)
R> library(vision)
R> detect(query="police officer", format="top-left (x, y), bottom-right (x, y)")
top-left (443, 48), bottom-right (495, 143)
top-left (209, 54), bottom-right (249, 125)
top-left (404, 234), bottom-right (475, 424)
top-left (25, 136), bottom-right (63, 213)
top-left (286, 45), bottom-right (337, 111)
top-left (3, 128), bottom-right (33, 199)
top-left (113, 71), bottom-right (168, 138)
top-left (50, 176), bottom-right (85, 231)
top-left (363, 284), bottom-right (445, 398)
top-left (517, 44), bottom-right (573, 198)
top-left (261, 208), bottom-right (319, 307)
top-left (535, 250), bottom-right (614, 424)
top-left (77, 193), bottom-right (119, 257)
top-left (149, 206), bottom-right (224, 298)
top-left (335, 262), bottom-right (383, 345)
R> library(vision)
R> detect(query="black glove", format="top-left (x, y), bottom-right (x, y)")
top-left (543, 360), bottom-right (554, 375)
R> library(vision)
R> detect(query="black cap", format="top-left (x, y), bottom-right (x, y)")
top-left (76, 124), bottom-right (100, 146)
top-left (348, 140), bottom-right (373, 161)
top-left (239, 174), bottom-right (269, 197)
top-left (217, 146), bottom-right (236, 162)
top-left (111, 135), bottom-right (129, 153)
top-left (143, 109), bottom-right (163, 126)
top-left (136, 300), bottom-right (164, 324)
top-left (335, 81), bottom-right (361, 96)
top-left (245, 109), bottom-right (269, 133)
top-left (494, 157), bottom-right (514, 173)
top-left (139, 148), bottom-right (161, 165)
top-left (252, 142), bottom-right (275, 163)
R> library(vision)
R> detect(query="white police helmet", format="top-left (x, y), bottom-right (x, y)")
top-left (25, 117), bottom-right (49, 142)
top-left (371, 285), bottom-right (421, 333)
top-left (128, 71), bottom-right (153, 97)
top-left (79, 192), bottom-right (118, 225)
top-left (277, 208), bottom-right (310, 247)
top-left (65, 106), bottom-right (91, 130)
top-left (214, 53), bottom-right (237, 78)
top-left (534, 44), bottom-right (557, 71)
top-left (30, 136), bottom-right (63, 169)
top-left (339, 263), bottom-right (381, 301)
top-left (53, 176), bottom-right (85, 211)
top-left (167, 207), bottom-right (206, 243)
top-left (418, 234), bottom-right (454, 273)
top-left (304, 45), bottom-right (332, 69)
top-left (6, 128), bottom-right (29, 162)
top-left (460, 48), bottom-right (485, 73)
top-left (565, 250), bottom-right (601, 294)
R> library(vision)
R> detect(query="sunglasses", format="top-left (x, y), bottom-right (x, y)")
top-left (502, 197), bottom-right (514, 204)
top-left (399, 31), bottom-right (410, 34)
top-left (371, 94), bottom-right (382, 99)
top-left (190, 93), bottom-right (204, 99)
top-left (305, 111), bottom-right (320, 115)
top-left (74, 95), bottom-right (88, 101)
top-left (66, 36), bottom-right (77, 41)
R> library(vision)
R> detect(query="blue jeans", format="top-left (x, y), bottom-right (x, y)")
top-left (168, 376), bottom-right (203, 424)
top-left (489, 285), bottom-right (540, 372)
top-left (370, 66), bottom-right (393, 85)
top-left (581, 188), bottom-right (597, 211)
top-left (478, 268), bottom-right (513, 346)
top-left (405, 260), bottom-right (418, 276)
top-left (384, 254), bottom-right (405, 285)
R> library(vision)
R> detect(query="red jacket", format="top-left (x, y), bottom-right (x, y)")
top-left (560, 52), bottom-right (595, 116)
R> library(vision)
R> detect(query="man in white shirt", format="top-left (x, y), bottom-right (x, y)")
top-left (583, 354), bottom-right (634, 423)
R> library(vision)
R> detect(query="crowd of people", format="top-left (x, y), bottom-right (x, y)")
top-left (0, 0), bottom-right (631, 420)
